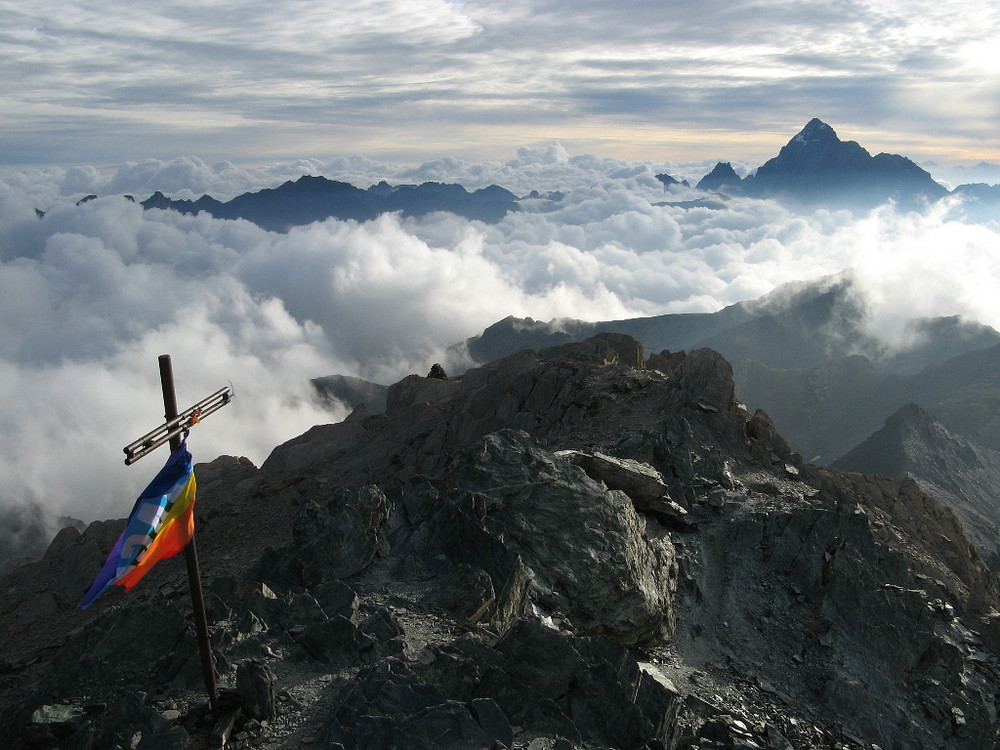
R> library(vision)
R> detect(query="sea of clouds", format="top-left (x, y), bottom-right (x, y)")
top-left (2, 146), bottom-right (999, 550)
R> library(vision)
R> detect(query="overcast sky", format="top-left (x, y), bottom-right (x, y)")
top-left (3, 0), bottom-right (1000, 172)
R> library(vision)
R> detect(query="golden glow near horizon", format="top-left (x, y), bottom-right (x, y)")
top-left (1, 0), bottom-right (999, 170)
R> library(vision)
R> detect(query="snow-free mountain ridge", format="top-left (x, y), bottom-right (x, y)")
top-left (141, 177), bottom-right (520, 231)
top-left (686, 118), bottom-right (950, 210)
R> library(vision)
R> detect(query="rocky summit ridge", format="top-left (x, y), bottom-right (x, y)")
top-left (2, 335), bottom-right (999, 749)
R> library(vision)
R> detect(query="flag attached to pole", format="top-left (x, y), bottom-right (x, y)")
top-left (80, 437), bottom-right (197, 609)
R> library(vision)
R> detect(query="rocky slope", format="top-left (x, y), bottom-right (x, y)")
top-left (833, 403), bottom-right (1000, 571)
top-left (1, 335), bottom-right (998, 749)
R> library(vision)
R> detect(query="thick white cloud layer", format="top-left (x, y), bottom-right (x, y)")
top-left (1, 153), bottom-right (999, 540)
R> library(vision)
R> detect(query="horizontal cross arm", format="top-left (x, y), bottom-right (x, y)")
top-left (124, 385), bottom-right (234, 465)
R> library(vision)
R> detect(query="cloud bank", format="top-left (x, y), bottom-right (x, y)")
top-left (2, 152), bottom-right (1000, 550)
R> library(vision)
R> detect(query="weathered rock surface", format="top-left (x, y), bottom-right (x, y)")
top-left (833, 402), bottom-right (1000, 572)
top-left (555, 449), bottom-right (688, 525)
top-left (1, 334), bottom-right (998, 749)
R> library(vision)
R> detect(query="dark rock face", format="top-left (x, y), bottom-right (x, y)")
top-left (437, 430), bottom-right (677, 644)
top-left (1, 334), bottom-right (998, 749)
top-left (0, 503), bottom-right (82, 576)
top-left (672, 462), bottom-right (999, 749)
top-left (261, 485), bottom-right (392, 589)
top-left (235, 661), bottom-right (276, 720)
top-left (140, 176), bottom-right (519, 231)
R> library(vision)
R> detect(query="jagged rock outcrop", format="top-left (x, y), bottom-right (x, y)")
top-left (555, 449), bottom-right (689, 524)
top-left (1, 334), bottom-right (998, 749)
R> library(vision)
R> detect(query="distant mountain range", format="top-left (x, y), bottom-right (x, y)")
top-left (315, 268), bottom-right (1000, 459)
top-left (461, 271), bottom-right (1000, 380)
top-left (141, 177), bottom-right (520, 231)
top-left (129, 119), bottom-right (999, 231)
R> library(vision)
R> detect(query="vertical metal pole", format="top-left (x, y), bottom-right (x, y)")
top-left (159, 355), bottom-right (219, 712)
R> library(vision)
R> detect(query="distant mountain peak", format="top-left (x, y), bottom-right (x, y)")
top-left (696, 161), bottom-right (743, 192)
top-left (768, 118), bottom-right (869, 168)
top-left (791, 118), bottom-right (839, 147)
top-left (741, 119), bottom-right (947, 209)
top-left (833, 401), bottom-right (982, 480)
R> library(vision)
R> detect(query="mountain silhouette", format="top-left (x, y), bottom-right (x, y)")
top-left (141, 176), bottom-right (519, 231)
top-left (668, 119), bottom-right (962, 212)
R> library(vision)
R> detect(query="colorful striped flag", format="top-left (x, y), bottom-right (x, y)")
top-left (79, 438), bottom-right (197, 608)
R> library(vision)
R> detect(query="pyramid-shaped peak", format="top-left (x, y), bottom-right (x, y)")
top-left (791, 118), bottom-right (840, 146)
top-left (884, 402), bottom-right (933, 429)
top-left (696, 161), bottom-right (742, 191)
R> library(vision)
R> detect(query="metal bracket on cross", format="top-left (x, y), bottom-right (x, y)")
top-left (123, 384), bottom-right (233, 465)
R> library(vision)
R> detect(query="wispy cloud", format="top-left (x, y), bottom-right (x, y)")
top-left (2, 1), bottom-right (999, 168)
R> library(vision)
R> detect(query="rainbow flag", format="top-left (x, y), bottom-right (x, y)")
top-left (79, 439), bottom-right (197, 608)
